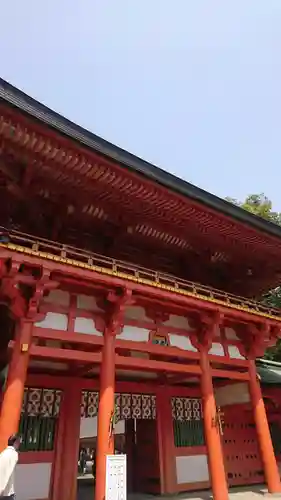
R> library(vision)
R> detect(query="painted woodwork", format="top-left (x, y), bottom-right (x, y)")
top-left (95, 291), bottom-right (132, 500)
top-left (0, 236), bottom-right (279, 499)
top-left (81, 390), bottom-right (156, 420)
top-left (4, 372), bottom-right (279, 500)
top-left (248, 360), bottom-right (281, 492)
top-left (2, 236), bottom-right (281, 326)
top-left (2, 94), bottom-right (281, 297)
top-left (134, 419), bottom-right (161, 494)
top-left (199, 323), bottom-right (229, 500)
top-left (222, 406), bottom-right (264, 487)
top-left (172, 397), bottom-right (204, 448)
top-left (30, 289), bottom-right (252, 376)
top-left (20, 387), bottom-right (61, 452)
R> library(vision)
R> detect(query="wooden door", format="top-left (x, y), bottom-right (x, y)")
top-left (222, 407), bottom-right (264, 486)
top-left (134, 419), bottom-right (160, 494)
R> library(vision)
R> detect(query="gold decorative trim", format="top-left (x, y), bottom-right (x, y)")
top-left (1, 241), bottom-right (280, 323)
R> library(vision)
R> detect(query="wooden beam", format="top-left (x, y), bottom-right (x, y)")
top-left (33, 326), bottom-right (248, 367)
top-left (33, 327), bottom-right (104, 347)
top-left (30, 345), bottom-right (102, 364)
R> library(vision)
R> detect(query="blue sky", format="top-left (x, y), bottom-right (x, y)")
top-left (1, 1), bottom-right (281, 208)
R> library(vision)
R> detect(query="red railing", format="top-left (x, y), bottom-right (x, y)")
top-left (1, 228), bottom-right (280, 320)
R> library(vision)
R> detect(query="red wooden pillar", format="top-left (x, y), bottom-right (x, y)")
top-left (156, 387), bottom-right (176, 494)
top-left (0, 320), bottom-right (33, 451)
top-left (95, 328), bottom-right (116, 500)
top-left (200, 349), bottom-right (228, 500)
top-left (52, 382), bottom-right (81, 500)
top-left (248, 359), bottom-right (281, 493)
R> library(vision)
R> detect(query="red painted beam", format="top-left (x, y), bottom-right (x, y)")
top-left (33, 327), bottom-right (104, 347)
top-left (28, 344), bottom-right (248, 380)
top-left (30, 345), bottom-right (102, 364)
top-left (33, 326), bottom-right (248, 367)
top-left (115, 354), bottom-right (249, 380)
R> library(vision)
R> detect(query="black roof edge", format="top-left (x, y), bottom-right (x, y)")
top-left (1, 77), bottom-right (281, 241)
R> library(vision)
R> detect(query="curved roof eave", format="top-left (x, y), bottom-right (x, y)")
top-left (1, 77), bottom-right (281, 242)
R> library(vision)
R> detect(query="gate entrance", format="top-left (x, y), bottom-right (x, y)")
top-left (222, 406), bottom-right (264, 487)
top-left (125, 419), bottom-right (160, 494)
top-left (78, 390), bottom-right (160, 496)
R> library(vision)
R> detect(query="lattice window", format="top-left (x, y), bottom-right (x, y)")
top-left (81, 391), bottom-right (156, 420)
top-left (171, 397), bottom-right (204, 447)
top-left (20, 388), bottom-right (62, 452)
top-left (81, 391), bottom-right (99, 418)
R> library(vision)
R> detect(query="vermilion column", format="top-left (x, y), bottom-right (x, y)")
top-left (248, 359), bottom-right (281, 493)
top-left (51, 382), bottom-right (81, 500)
top-left (95, 328), bottom-right (115, 500)
top-left (156, 387), bottom-right (177, 494)
top-left (200, 349), bottom-right (228, 500)
top-left (61, 383), bottom-right (82, 500)
top-left (0, 320), bottom-right (33, 451)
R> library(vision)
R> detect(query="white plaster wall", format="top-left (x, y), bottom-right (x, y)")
top-left (74, 317), bottom-right (102, 336)
top-left (80, 417), bottom-right (125, 438)
top-left (215, 382), bottom-right (250, 406)
top-left (164, 315), bottom-right (192, 330)
top-left (228, 345), bottom-right (245, 360)
top-left (77, 294), bottom-right (102, 311)
top-left (35, 312), bottom-right (68, 330)
top-left (117, 325), bottom-right (150, 342)
top-left (43, 289), bottom-right (70, 307)
top-left (168, 334), bottom-right (197, 352)
top-left (209, 342), bottom-right (224, 356)
top-left (15, 463), bottom-right (51, 500)
top-left (124, 306), bottom-right (150, 322)
top-left (176, 455), bottom-right (209, 484)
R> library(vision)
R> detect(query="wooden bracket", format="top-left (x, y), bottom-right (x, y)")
top-left (106, 288), bottom-right (133, 335)
top-left (190, 310), bottom-right (223, 351)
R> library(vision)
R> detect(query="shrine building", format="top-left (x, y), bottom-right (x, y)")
top-left (1, 78), bottom-right (281, 500)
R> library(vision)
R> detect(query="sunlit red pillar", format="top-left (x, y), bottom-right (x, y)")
top-left (248, 359), bottom-right (281, 493)
top-left (95, 328), bottom-right (115, 500)
top-left (200, 348), bottom-right (228, 500)
top-left (0, 320), bottom-right (33, 451)
top-left (156, 387), bottom-right (177, 494)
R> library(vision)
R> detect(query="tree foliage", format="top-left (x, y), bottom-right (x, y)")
top-left (226, 194), bottom-right (281, 360)
top-left (225, 194), bottom-right (281, 225)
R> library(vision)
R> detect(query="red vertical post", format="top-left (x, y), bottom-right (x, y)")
top-left (0, 320), bottom-right (33, 451)
top-left (51, 382), bottom-right (81, 500)
top-left (95, 329), bottom-right (115, 500)
top-left (61, 382), bottom-right (82, 500)
top-left (248, 359), bottom-right (281, 493)
top-left (51, 390), bottom-right (66, 500)
top-left (200, 349), bottom-right (228, 500)
top-left (156, 387), bottom-right (177, 494)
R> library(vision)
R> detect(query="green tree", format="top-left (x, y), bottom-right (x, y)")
top-left (225, 193), bottom-right (281, 225)
top-left (226, 194), bottom-right (281, 360)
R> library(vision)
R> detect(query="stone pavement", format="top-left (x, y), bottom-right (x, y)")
top-left (77, 479), bottom-right (281, 500)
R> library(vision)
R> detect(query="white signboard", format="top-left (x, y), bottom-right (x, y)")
top-left (105, 454), bottom-right (127, 500)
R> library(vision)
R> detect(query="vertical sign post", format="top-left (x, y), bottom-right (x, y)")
top-left (105, 454), bottom-right (127, 500)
